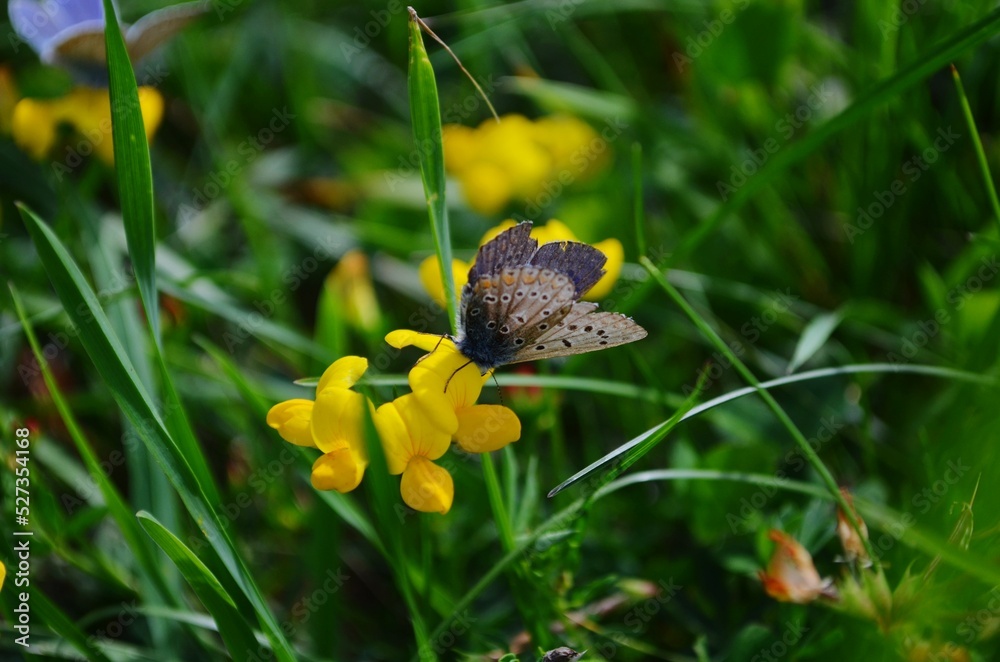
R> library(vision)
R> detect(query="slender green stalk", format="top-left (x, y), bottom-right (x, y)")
top-left (639, 256), bottom-right (882, 569)
top-left (950, 63), bottom-right (1000, 233)
top-left (408, 8), bottom-right (457, 333)
top-left (632, 142), bottom-right (646, 257)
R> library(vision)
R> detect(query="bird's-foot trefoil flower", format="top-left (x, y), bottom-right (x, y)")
top-left (267, 356), bottom-right (371, 493)
top-left (374, 394), bottom-right (454, 514)
top-left (759, 529), bottom-right (837, 604)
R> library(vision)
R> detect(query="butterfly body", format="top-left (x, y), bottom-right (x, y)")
top-left (453, 222), bottom-right (646, 373)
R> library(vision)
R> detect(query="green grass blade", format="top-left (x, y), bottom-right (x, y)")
top-left (28, 588), bottom-right (114, 662)
top-left (10, 283), bottom-right (179, 607)
top-left (787, 310), bottom-right (843, 373)
top-left (18, 204), bottom-right (298, 662)
top-left (101, 0), bottom-right (159, 344)
top-left (950, 63), bottom-right (1000, 233)
top-left (674, 6), bottom-right (1000, 263)
top-left (547, 360), bottom-right (997, 497)
top-left (137, 512), bottom-right (261, 658)
top-left (408, 8), bottom-right (456, 334)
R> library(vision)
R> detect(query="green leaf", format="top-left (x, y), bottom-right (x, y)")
top-left (787, 310), bottom-right (843, 373)
top-left (102, 0), bottom-right (158, 344)
top-left (408, 8), bottom-right (456, 334)
top-left (10, 283), bottom-right (180, 607)
top-left (18, 204), bottom-right (297, 662)
top-left (137, 512), bottom-right (261, 658)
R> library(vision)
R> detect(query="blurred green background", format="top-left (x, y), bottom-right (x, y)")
top-left (2, 0), bottom-right (1000, 660)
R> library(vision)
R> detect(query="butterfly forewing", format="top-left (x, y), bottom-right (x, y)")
top-left (467, 223), bottom-right (537, 282)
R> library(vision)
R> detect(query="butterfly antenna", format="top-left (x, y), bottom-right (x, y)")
top-left (411, 333), bottom-right (451, 369)
top-left (408, 7), bottom-right (500, 122)
top-left (444, 359), bottom-right (475, 393)
top-left (490, 371), bottom-right (504, 406)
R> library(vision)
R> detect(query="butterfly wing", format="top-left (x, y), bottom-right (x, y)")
top-left (467, 222), bottom-right (537, 282)
top-left (528, 241), bottom-right (606, 298)
top-left (125, 0), bottom-right (207, 63)
top-left (9, 0), bottom-right (104, 58)
top-left (507, 302), bottom-right (647, 363)
top-left (457, 266), bottom-right (578, 371)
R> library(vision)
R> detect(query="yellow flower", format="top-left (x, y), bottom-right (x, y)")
top-left (267, 356), bottom-right (370, 493)
top-left (11, 86), bottom-right (164, 163)
top-left (758, 530), bottom-right (837, 604)
top-left (421, 219), bottom-right (624, 306)
top-left (418, 255), bottom-right (469, 310)
top-left (0, 559), bottom-right (5, 593)
top-left (374, 394), bottom-right (454, 514)
top-left (441, 113), bottom-right (608, 215)
top-left (385, 330), bottom-right (521, 454)
top-left (326, 250), bottom-right (382, 334)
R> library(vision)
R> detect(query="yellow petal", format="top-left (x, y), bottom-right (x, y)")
top-left (418, 255), bottom-right (469, 307)
top-left (372, 401), bottom-right (412, 475)
top-left (0, 559), bottom-right (5, 592)
top-left (586, 238), bottom-right (624, 301)
top-left (400, 456), bottom-right (454, 514)
top-left (137, 86), bottom-right (164, 141)
top-left (317, 355), bottom-right (368, 392)
top-left (311, 387), bottom-right (365, 455)
top-left (374, 395), bottom-right (453, 475)
top-left (409, 346), bottom-right (483, 411)
top-left (458, 161), bottom-right (512, 215)
top-left (454, 405), bottom-right (521, 453)
top-left (310, 448), bottom-right (366, 493)
top-left (535, 219), bottom-right (578, 244)
top-left (265, 399), bottom-right (316, 447)
top-left (11, 98), bottom-right (59, 159)
top-left (385, 329), bottom-right (456, 353)
top-left (442, 123), bottom-right (478, 173)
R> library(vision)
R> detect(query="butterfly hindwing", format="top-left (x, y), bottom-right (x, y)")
top-left (509, 303), bottom-right (648, 363)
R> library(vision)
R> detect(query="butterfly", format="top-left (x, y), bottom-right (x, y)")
top-left (453, 221), bottom-right (647, 374)
top-left (9, 0), bottom-right (207, 84)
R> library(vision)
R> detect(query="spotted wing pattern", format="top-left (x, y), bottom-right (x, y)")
top-left (510, 302), bottom-right (648, 363)
top-left (457, 266), bottom-right (578, 371)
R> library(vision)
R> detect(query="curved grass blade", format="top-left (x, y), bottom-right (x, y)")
top-left (137, 512), bottom-right (261, 658)
top-left (408, 7), bottom-right (456, 334)
top-left (19, 204), bottom-right (298, 662)
top-left (787, 310), bottom-right (843, 373)
top-left (26, 588), bottom-right (113, 662)
top-left (548, 362), bottom-right (997, 498)
top-left (673, 6), bottom-right (1000, 263)
top-left (950, 63), bottom-right (1000, 232)
top-left (10, 283), bottom-right (179, 607)
top-left (102, 0), bottom-right (159, 345)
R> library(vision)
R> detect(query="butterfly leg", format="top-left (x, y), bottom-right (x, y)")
top-left (411, 333), bottom-right (453, 369)
top-left (443, 359), bottom-right (475, 393)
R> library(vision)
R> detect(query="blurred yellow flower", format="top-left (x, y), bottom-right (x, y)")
top-left (326, 250), bottom-right (382, 334)
top-left (421, 219), bottom-right (623, 305)
top-left (0, 68), bottom-right (18, 134)
top-left (0, 559), bottom-right (5, 593)
top-left (374, 394), bottom-right (454, 514)
top-left (11, 86), bottom-right (164, 164)
top-left (267, 356), bottom-right (370, 493)
top-left (385, 330), bottom-right (521, 454)
top-left (759, 530), bottom-right (837, 604)
top-left (442, 114), bottom-right (607, 215)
